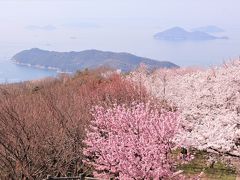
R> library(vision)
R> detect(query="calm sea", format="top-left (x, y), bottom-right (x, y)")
top-left (0, 59), bottom-right (57, 84)
top-left (0, 26), bottom-right (239, 84)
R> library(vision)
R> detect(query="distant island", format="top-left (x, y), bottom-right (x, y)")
top-left (192, 25), bottom-right (225, 33)
top-left (154, 27), bottom-right (228, 41)
top-left (12, 48), bottom-right (179, 73)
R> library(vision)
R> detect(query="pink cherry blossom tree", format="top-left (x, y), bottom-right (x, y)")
top-left (84, 102), bottom-right (180, 179)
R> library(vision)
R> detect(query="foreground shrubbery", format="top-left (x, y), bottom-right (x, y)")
top-left (0, 69), bottom-right (150, 179)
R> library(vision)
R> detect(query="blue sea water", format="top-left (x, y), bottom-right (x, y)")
top-left (0, 59), bottom-right (57, 84)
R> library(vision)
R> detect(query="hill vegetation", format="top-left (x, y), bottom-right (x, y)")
top-left (1, 61), bottom-right (240, 179)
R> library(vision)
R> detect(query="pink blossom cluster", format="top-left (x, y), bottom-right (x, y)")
top-left (129, 61), bottom-right (240, 157)
top-left (84, 103), bottom-right (180, 179)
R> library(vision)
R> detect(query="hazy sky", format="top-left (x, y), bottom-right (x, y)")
top-left (0, 0), bottom-right (239, 66)
top-left (0, 0), bottom-right (239, 28)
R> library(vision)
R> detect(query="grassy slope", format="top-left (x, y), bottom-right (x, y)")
top-left (175, 150), bottom-right (237, 179)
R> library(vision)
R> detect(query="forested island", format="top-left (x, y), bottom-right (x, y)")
top-left (12, 48), bottom-right (179, 72)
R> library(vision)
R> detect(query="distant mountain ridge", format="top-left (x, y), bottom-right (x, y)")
top-left (154, 27), bottom-right (228, 41)
top-left (12, 48), bottom-right (179, 73)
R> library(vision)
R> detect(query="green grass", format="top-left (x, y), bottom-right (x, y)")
top-left (175, 149), bottom-right (237, 179)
